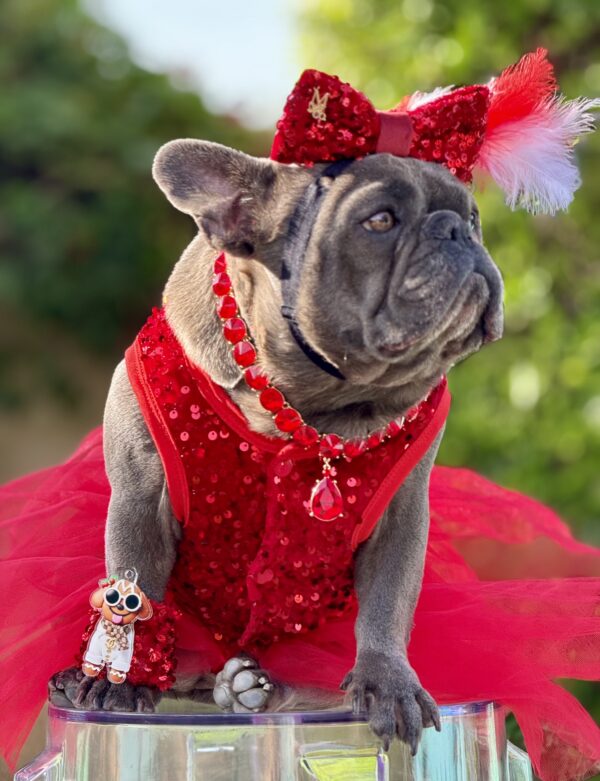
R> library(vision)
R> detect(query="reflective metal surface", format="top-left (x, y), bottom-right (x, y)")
top-left (15, 700), bottom-right (532, 780)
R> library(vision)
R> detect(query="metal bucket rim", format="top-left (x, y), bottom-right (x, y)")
top-left (48, 700), bottom-right (499, 726)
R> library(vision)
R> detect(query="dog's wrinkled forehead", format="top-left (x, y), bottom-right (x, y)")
top-left (151, 139), bottom-right (479, 260)
top-left (314, 154), bottom-right (476, 224)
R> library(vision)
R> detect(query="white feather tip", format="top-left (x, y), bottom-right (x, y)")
top-left (477, 96), bottom-right (600, 215)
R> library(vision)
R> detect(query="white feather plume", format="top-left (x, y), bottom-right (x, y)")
top-left (405, 85), bottom-right (455, 111)
top-left (477, 96), bottom-right (600, 215)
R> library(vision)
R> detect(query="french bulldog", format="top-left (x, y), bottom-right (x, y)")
top-left (50, 139), bottom-right (503, 753)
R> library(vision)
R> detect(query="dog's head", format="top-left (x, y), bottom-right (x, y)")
top-left (153, 140), bottom-right (503, 413)
top-left (90, 579), bottom-right (153, 626)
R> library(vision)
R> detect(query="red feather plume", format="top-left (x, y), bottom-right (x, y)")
top-left (477, 49), bottom-right (600, 214)
top-left (487, 47), bottom-right (557, 131)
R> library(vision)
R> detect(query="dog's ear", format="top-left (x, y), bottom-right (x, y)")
top-left (153, 139), bottom-right (287, 258)
top-left (90, 588), bottom-right (105, 609)
top-left (136, 593), bottom-right (153, 622)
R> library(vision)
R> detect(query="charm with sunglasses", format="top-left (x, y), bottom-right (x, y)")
top-left (82, 569), bottom-right (153, 684)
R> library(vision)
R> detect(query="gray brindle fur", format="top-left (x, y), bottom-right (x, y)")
top-left (50, 140), bottom-right (504, 754)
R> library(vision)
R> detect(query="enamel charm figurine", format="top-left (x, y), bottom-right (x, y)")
top-left (82, 569), bottom-right (153, 684)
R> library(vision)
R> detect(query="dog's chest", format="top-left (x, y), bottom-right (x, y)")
top-left (129, 310), bottom-right (379, 649)
top-left (126, 308), bottom-right (446, 652)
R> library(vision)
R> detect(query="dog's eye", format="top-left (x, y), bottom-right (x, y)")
top-left (362, 211), bottom-right (396, 233)
top-left (468, 210), bottom-right (479, 234)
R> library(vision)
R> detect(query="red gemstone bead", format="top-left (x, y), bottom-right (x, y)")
top-left (223, 317), bottom-right (247, 344)
top-left (309, 475), bottom-right (344, 521)
top-left (406, 404), bottom-right (420, 423)
top-left (212, 272), bottom-right (231, 296)
top-left (259, 387), bottom-right (285, 412)
top-left (213, 255), bottom-right (226, 274)
top-left (386, 417), bottom-right (405, 437)
top-left (217, 295), bottom-right (237, 319)
top-left (274, 407), bottom-right (303, 433)
top-left (319, 433), bottom-right (344, 458)
top-left (293, 424), bottom-right (319, 447)
top-left (232, 341), bottom-right (256, 367)
top-left (366, 431), bottom-right (384, 449)
top-left (344, 439), bottom-right (366, 459)
top-left (244, 366), bottom-right (269, 390)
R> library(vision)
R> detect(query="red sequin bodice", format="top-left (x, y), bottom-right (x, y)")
top-left (125, 308), bottom-right (450, 652)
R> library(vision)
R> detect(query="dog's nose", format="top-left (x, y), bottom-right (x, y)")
top-left (422, 210), bottom-right (470, 243)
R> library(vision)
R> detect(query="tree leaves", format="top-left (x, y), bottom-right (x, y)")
top-left (0, 0), bottom-right (268, 357)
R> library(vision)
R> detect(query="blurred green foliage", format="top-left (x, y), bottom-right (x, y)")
top-left (300, 0), bottom-right (600, 752)
top-left (0, 0), bottom-right (268, 409)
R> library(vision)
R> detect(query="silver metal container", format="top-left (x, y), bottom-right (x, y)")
top-left (15, 700), bottom-right (532, 781)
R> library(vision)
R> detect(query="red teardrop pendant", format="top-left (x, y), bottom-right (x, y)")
top-left (309, 475), bottom-right (344, 522)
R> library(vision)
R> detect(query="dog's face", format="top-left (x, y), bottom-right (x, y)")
top-left (153, 140), bottom-right (503, 403)
top-left (90, 580), bottom-right (152, 626)
top-left (289, 154), bottom-right (504, 389)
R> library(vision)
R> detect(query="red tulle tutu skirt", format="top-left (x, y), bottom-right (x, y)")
top-left (1, 427), bottom-right (599, 780)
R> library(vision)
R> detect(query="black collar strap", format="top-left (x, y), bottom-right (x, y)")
top-left (280, 159), bottom-right (354, 381)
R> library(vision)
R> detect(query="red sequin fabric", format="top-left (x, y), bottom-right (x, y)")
top-left (271, 69), bottom-right (381, 166)
top-left (406, 85), bottom-right (490, 183)
top-left (270, 69), bottom-right (490, 183)
top-left (127, 308), bottom-right (448, 654)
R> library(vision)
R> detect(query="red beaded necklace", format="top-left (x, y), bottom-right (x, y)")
top-left (212, 252), bottom-right (429, 522)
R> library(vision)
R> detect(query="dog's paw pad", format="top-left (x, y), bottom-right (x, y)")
top-left (236, 687), bottom-right (271, 710)
top-left (232, 669), bottom-right (266, 694)
top-left (220, 656), bottom-right (257, 681)
top-left (213, 683), bottom-right (235, 709)
top-left (213, 656), bottom-right (275, 713)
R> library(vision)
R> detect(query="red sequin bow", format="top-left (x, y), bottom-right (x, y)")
top-left (271, 69), bottom-right (490, 183)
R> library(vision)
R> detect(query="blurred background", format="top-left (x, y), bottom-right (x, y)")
top-left (1, 0), bottom-right (598, 777)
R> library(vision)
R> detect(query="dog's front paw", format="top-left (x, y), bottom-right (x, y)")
top-left (341, 651), bottom-right (440, 755)
top-left (49, 666), bottom-right (161, 713)
top-left (213, 656), bottom-right (274, 713)
top-left (49, 666), bottom-right (86, 707)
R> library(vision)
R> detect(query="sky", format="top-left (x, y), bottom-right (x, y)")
top-left (84, 0), bottom-right (299, 129)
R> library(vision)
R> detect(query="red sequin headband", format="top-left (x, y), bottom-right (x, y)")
top-left (271, 49), bottom-right (599, 215)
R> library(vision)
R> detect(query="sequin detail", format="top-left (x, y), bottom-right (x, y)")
top-left (131, 308), bottom-right (446, 651)
top-left (271, 69), bottom-right (490, 183)
top-left (272, 70), bottom-right (380, 167)
top-left (407, 86), bottom-right (489, 183)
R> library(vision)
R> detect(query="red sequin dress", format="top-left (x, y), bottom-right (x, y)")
top-left (1, 309), bottom-right (600, 781)
top-left (125, 309), bottom-right (449, 655)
